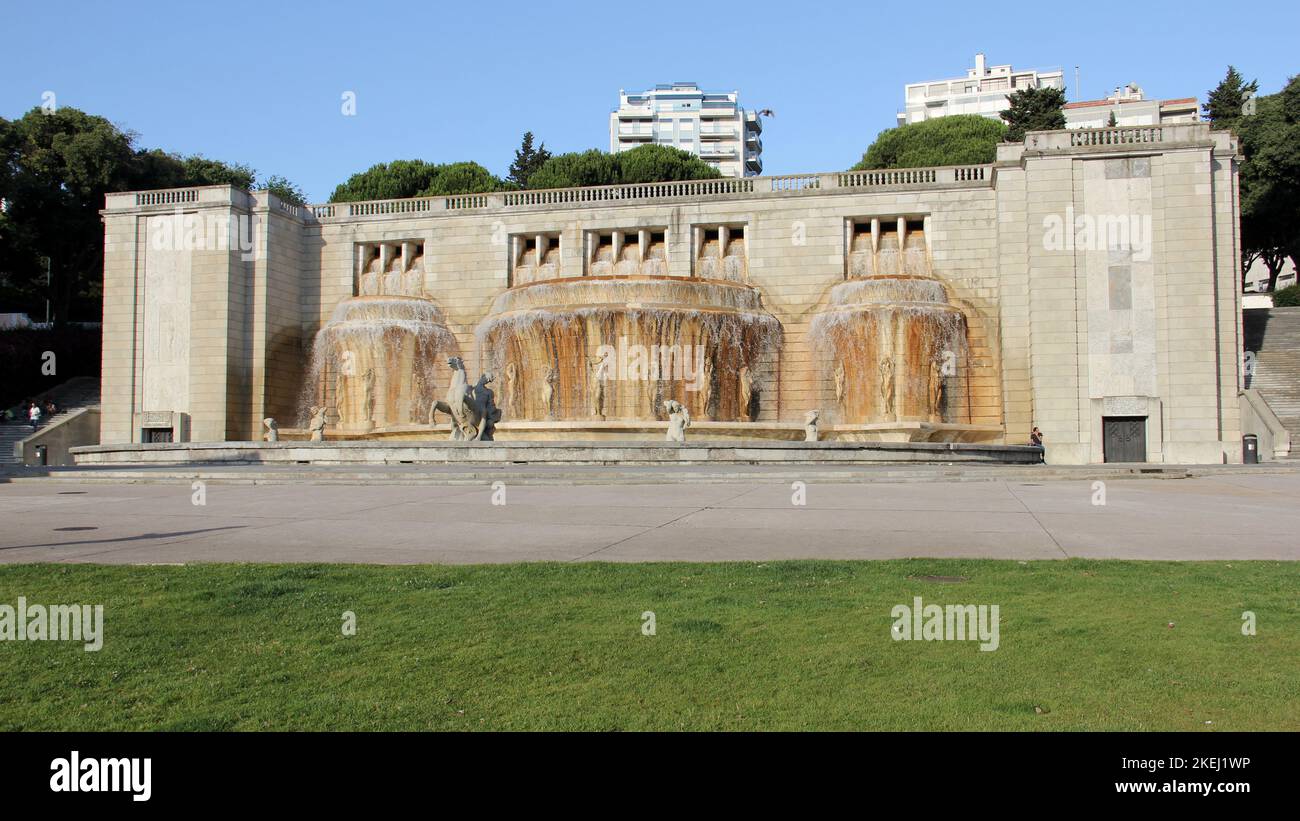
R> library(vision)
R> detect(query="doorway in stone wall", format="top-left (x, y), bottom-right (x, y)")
top-left (1102, 416), bottom-right (1147, 463)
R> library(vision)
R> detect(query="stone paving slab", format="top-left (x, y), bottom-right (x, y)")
top-left (1, 473), bottom-right (1297, 564)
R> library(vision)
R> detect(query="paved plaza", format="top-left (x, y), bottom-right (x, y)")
top-left (1, 471), bottom-right (1297, 564)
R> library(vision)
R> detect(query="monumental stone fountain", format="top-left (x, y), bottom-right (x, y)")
top-left (475, 275), bottom-right (783, 425)
top-left (302, 296), bottom-right (458, 433)
top-left (809, 217), bottom-right (972, 437)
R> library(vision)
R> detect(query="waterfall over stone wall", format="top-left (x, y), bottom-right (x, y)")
top-left (301, 296), bottom-right (458, 430)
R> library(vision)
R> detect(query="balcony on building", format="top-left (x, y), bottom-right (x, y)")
top-left (699, 124), bottom-right (737, 141)
top-left (699, 104), bottom-right (735, 119)
top-left (699, 144), bottom-right (738, 160)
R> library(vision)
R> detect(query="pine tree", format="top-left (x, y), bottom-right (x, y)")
top-left (508, 132), bottom-right (552, 188)
top-left (1106, 110), bottom-right (1118, 127)
top-left (999, 87), bottom-right (1067, 142)
top-left (1203, 66), bottom-right (1258, 129)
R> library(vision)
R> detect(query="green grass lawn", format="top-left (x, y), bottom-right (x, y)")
top-left (0, 560), bottom-right (1296, 731)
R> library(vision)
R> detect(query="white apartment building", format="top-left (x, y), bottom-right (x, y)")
top-left (897, 53), bottom-right (1065, 126)
top-left (609, 83), bottom-right (762, 178)
top-left (1063, 83), bottom-right (1199, 128)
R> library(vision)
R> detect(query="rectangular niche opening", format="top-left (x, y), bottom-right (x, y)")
top-left (356, 241), bottom-right (425, 297)
top-left (695, 223), bottom-right (747, 281)
top-left (846, 216), bottom-right (929, 278)
top-left (585, 228), bottom-right (669, 276)
top-left (589, 233), bottom-right (616, 275)
top-left (511, 232), bottom-right (561, 286)
top-left (641, 231), bottom-right (668, 276)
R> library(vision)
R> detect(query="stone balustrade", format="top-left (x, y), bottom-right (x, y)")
top-left (1022, 122), bottom-right (1214, 152)
top-left (105, 124), bottom-right (1221, 224)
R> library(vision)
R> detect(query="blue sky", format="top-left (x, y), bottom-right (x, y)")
top-left (5, 0), bottom-right (1297, 202)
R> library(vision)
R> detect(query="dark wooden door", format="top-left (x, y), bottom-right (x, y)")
top-left (1102, 416), bottom-right (1146, 463)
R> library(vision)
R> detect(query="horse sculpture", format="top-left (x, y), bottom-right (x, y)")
top-left (429, 356), bottom-right (501, 441)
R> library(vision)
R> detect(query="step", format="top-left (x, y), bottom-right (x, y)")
top-left (6, 463), bottom-right (1297, 487)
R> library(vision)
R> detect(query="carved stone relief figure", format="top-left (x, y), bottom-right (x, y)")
top-left (879, 357), bottom-right (895, 418)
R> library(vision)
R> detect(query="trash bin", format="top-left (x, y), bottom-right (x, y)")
top-left (1243, 434), bottom-right (1259, 464)
top-left (34, 444), bottom-right (47, 466)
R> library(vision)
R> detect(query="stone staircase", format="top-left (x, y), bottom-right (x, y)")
top-left (0, 377), bottom-right (101, 465)
top-left (1244, 307), bottom-right (1300, 458)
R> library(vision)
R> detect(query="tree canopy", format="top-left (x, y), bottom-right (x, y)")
top-left (1234, 74), bottom-right (1300, 291)
top-left (0, 106), bottom-right (303, 322)
top-left (528, 144), bottom-right (720, 190)
top-left (617, 143), bottom-right (724, 184)
top-left (507, 132), bottom-right (551, 188)
top-left (328, 160), bottom-right (508, 202)
top-left (851, 115), bottom-right (1007, 170)
top-left (1203, 66), bottom-right (1259, 129)
top-left (330, 144), bottom-right (720, 202)
top-left (1000, 86), bottom-right (1067, 142)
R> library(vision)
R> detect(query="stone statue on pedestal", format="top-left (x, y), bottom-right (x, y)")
top-left (472, 372), bottom-right (501, 441)
top-left (429, 357), bottom-right (502, 441)
top-left (308, 406), bottom-right (328, 442)
top-left (804, 409), bottom-right (820, 442)
top-left (664, 400), bottom-right (690, 443)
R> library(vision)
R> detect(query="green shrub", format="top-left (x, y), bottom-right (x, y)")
top-left (1273, 285), bottom-right (1300, 307)
top-left (529, 144), bottom-right (720, 190)
top-left (853, 115), bottom-right (1007, 170)
top-left (330, 160), bottom-right (508, 202)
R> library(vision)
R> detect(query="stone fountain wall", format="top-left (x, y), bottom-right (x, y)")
top-left (294, 197), bottom-right (1011, 440)
top-left (98, 125), bottom-right (1246, 463)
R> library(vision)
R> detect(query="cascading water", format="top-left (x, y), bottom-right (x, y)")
top-left (358, 250), bottom-right (425, 297)
top-left (476, 277), bottom-right (782, 423)
top-left (514, 246), bottom-right (561, 286)
top-left (697, 238), bottom-right (747, 282)
top-left (809, 227), bottom-right (971, 425)
top-left (301, 296), bottom-right (459, 431)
